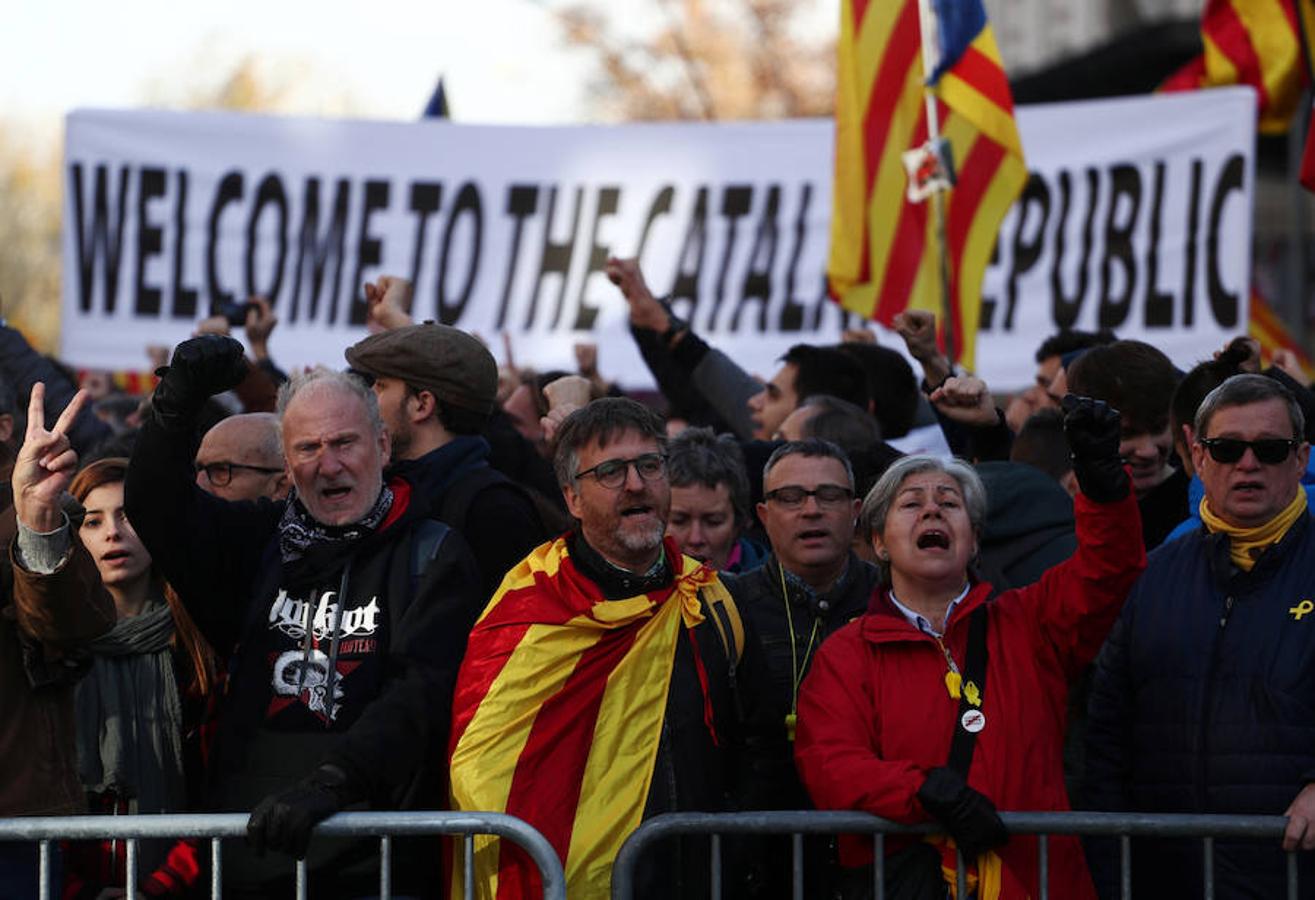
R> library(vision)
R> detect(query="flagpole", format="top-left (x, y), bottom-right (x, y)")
top-left (915, 0), bottom-right (956, 364)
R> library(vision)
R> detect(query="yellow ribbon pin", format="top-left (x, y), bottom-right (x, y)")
top-left (1291, 600), bottom-right (1314, 621)
top-left (945, 671), bottom-right (962, 700)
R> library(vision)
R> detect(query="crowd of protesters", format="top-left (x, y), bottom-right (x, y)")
top-left (2, 258), bottom-right (1315, 900)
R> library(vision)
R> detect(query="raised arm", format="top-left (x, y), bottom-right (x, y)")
top-left (1014, 395), bottom-right (1146, 679)
top-left (9, 384), bottom-right (114, 647)
top-left (125, 337), bottom-right (279, 652)
top-left (606, 257), bottom-right (760, 438)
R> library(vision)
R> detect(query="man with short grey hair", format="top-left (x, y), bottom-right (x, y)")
top-left (721, 438), bottom-right (877, 896)
top-left (126, 336), bottom-right (480, 897)
top-left (1087, 373), bottom-right (1315, 898)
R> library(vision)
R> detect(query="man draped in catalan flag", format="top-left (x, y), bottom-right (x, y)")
top-left (828, 0), bottom-right (1027, 371)
top-left (448, 398), bottom-right (759, 900)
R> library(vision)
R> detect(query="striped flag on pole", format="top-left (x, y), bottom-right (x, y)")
top-left (1161, 0), bottom-right (1309, 135)
top-left (827, 0), bottom-right (1026, 370)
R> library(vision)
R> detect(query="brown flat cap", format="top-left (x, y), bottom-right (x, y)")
top-left (345, 322), bottom-right (498, 414)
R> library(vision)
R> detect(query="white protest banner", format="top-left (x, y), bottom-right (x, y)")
top-left (62, 87), bottom-right (1254, 391)
top-left (976, 88), bottom-right (1254, 388)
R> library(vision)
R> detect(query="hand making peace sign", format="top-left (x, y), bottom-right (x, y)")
top-left (13, 382), bottom-right (90, 533)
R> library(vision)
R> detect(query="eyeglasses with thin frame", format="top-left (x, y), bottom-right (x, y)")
top-left (575, 453), bottom-right (667, 489)
top-left (763, 484), bottom-right (855, 509)
top-left (1197, 437), bottom-right (1300, 465)
top-left (196, 461), bottom-right (284, 487)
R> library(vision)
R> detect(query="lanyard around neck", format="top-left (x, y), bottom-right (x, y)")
top-left (780, 562), bottom-right (822, 741)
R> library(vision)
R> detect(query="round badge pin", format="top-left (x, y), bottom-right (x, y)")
top-left (960, 709), bottom-right (986, 733)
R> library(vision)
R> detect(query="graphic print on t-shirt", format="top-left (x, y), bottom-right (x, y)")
top-left (264, 587), bottom-right (383, 726)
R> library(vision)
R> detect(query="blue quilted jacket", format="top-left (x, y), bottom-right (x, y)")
top-left (1085, 511), bottom-right (1315, 898)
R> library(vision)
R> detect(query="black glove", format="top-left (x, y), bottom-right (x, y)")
top-left (246, 764), bottom-right (352, 860)
top-left (151, 335), bottom-right (248, 429)
top-left (916, 766), bottom-right (1008, 859)
top-left (1061, 393), bottom-right (1130, 503)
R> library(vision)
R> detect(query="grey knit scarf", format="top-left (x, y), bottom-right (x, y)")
top-left (75, 599), bottom-right (185, 817)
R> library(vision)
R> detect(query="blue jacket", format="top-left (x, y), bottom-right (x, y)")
top-left (1085, 511), bottom-right (1315, 898)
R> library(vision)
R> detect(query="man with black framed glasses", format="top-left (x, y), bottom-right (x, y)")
top-left (194, 412), bottom-right (289, 501)
top-left (1087, 374), bottom-right (1315, 898)
top-left (449, 397), bottom-right (768, 900)
top-left (721, 438), bottom-right (878, 897)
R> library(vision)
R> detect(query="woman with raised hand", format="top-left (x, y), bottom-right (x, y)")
top-left (793, 396), bottom-right (1146, 900)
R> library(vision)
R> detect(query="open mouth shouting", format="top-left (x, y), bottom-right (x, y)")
top-left (916, 529), bottom-right (951, 551)
top-left (321, 484), bottom-right (354, 503)
top-left (620, 502), bottom-right (656, 520)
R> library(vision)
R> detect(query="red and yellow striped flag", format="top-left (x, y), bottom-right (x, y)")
top-left (1161, 0), bottom-right (1309, 135)
top-left (827, 0), bottom-right (1027, 370)
top-left (448, 536), bottom-right (732, 900)
top-left (1249, 289), bottom-right (1313, 380)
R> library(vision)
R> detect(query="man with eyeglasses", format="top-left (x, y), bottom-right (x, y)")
top-left (720, 438), bottom-right (877, 897)
top-left (1086, 374), bottom-right (1315, 898)
top-left (449, 397), bottom-right (764, 900)
top-left (194, 412), bottom-right (289, 501)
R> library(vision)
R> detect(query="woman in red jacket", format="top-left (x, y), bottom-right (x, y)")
top-left (793, 397), bottom-right (1145, 900)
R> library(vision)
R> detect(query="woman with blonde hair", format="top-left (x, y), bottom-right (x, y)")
top-left (63, 457), bottom-right (217, 898)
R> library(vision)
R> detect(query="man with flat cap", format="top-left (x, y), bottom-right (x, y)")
top-left (347, 322), bottom-right (553, 601)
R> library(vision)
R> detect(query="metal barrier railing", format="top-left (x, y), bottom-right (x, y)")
top-left (610, 810), bottom-right (1297, 900)
top-left (0, 810), bottom-right (566, 900)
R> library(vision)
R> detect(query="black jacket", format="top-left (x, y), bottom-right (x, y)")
top-left (720, 554), bottom-right (876, 900)
top-left (977, 460), bottom-right (1077, 590)
top-left (126, 416), bottom-right (481, 895)
top-left (389, 435), bottom-right (554, 603)
top-left (567, 534), bottom-right (772, 900)
top-left (1085, 511), bottom-right (1315, 898)
top-left (722, 553), bottom-right (878, 806)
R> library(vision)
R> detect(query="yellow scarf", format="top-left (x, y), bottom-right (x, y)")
top-left (1199, 487), bottom-right (1307, 571)
top-left (933, 838), bottom-right (1002, 900)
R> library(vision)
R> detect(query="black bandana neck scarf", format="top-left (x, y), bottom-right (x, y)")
top-left (278, 484), bottom-right (394, 565)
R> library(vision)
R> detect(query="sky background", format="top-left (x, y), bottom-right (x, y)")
top-left (2, 0), bottom-right (836, 149)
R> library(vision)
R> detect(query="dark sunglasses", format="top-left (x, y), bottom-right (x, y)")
top-left (1198, 437), bottom-right (1300, 465)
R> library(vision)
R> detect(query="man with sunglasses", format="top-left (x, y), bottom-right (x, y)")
top-left (449, 397), bottom-right (765, 899)
top-left (1086, 374), bottom-right (1315, 898)
top-left (194, 412), bottom-right (289, 501)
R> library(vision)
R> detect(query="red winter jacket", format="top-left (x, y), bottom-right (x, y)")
top-left (794, 490), bottom-right (1145, 900)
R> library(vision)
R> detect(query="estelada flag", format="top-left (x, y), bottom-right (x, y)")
top-left (448, 536), bottom-right (735, 900)
top-left (827, 0), bottom-right (1027, 370)
top-left (1161, 0), bottom-right (1309, 135)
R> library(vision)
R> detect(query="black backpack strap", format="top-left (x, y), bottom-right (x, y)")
top-left (407, 518), bottom-right (451, 594)
top-left (945, 603), bottom-right (990, 777)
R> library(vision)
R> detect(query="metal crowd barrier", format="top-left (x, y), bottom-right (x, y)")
top-left (611, 810), bottom-right (1297, 900)
top-left (0, 810), bottom-right (565, 900)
